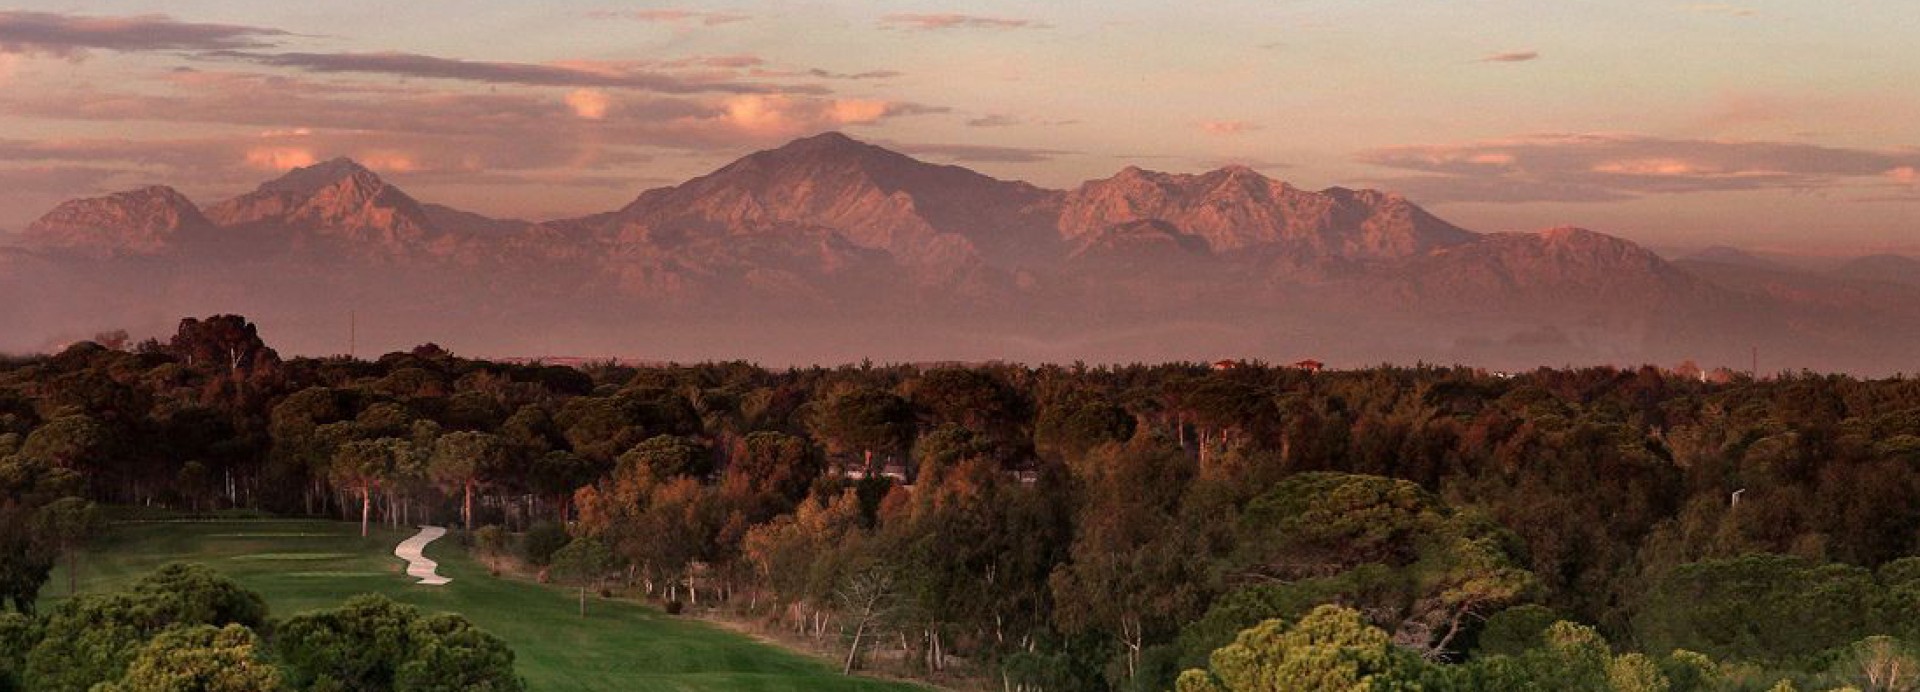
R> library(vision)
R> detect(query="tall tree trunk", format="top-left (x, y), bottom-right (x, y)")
top-left (844, 622), bottom-right (866, 674)
top-left (579, 584), bottom-right (587, 617)
top-left (463, 480), bottom-right (475, 533)
top-left (360, 485), bottom-right (371, 537)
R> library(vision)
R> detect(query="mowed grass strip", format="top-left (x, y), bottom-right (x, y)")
top-left (47, 518), bottom-right (923, 692)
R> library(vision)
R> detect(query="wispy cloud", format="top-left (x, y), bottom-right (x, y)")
top-left (806, 68), bottom-right (901, 80)
top-left (585, 9), bottom-right (750, 26)
top-left (0, 11), bottom-right (290, 57)
top-left (1200, 120), bottom-right (1263, 136)
top-left (879, 14), bottom-right (1046, 31)
top-left (1357, 133), bottom-right (1920, 203)
top-left (206, 50), bottom-right (819, 95)
top-left (886, 141), bottom-right (1071, 163)
top-left (967, 114), bottom-right (1021, 128)
top-left (1479, 50), bottom-right (1539, 63)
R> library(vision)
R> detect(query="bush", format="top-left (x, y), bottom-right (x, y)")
top-left (520, 523), bottom-right (569, 567)
top-left (1476, 605), bottom-right (1563, 657)
top-left (663, 601), bottom-right (684, 615)
top-left (472, 526), bottom-right (509, 557)
top-left (0, 612), bottom-right (42, 692)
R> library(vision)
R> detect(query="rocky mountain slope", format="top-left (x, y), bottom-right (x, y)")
top-left (2, 132), bottom-right (1906, 373)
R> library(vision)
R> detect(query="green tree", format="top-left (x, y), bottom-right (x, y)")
top-left (96, 624), bottom-right (280, 692)
top-left (277, 594), bottom-right (520, 692)
top-left (22, 563), bottom-right (266, 692)
top-left (1173, 605), bottom-right (1437, 692)
top-left (1633, 554), bottom-right (1879, 663)
top-left (430, 431), bottom-right (508, 533)
top-left (0, 612), bottom-right (41, 692)
top-left (810, 387), bottom-right (914, 474)
top-left (37, 497), bottom-right (100, 596)
top-left (394, 614), bottom-right (525, 692)
top-left (331, 438), bottom-right (409, 537)
top-left (550, 537), bottom-right (615, 617)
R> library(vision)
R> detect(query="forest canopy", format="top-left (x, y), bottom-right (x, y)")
top-left (6, 315), bottom-right (1920, 691)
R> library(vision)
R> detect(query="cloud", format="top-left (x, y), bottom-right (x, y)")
top-left (1357, 133), bottom-right (1920, 203)
top-left (887, 142), bottom-right (1071, 164)
top-left (244, 146), bottom-right (317, 171)
top-left (807, 68), bottom-right (902, 80)
top-left (879, 14), bottom-right (1045, 31)
top-left (1204, 156), bottom-right (1291, 171)
top-left (0, 11), bottom-right (289, 57)
top-left (967, 114), bottom-right (1021, 128)
top-left (208, 50), bottom-right (819, 95)
top-left (711, 95), bottom-right (938, 137)
top-left (586, 9), bottom-right (750, 26)
top-left (1479, 50), bottom-right (1539, 63)
top-left (1200, 120), bottom-right (1263, 136)
top-left (1890, 167), bottom-right (1920, 184)
top-left (1682, 4), bottom-right (1758, 17)
top-left (681, 54), bottom-right (764, 69)
top-left (566, 89), bottom-right (611, 119)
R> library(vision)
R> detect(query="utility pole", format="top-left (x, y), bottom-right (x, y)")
top-left (1750, 346), bottom-right (1757, 379)
top-left (349, 310), bottom-right (357, 360)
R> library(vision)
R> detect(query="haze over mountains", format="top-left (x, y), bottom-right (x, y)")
top-left (5, 132), bottom-right (1919, 373)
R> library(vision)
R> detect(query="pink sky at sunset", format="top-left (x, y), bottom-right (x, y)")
top-left (0, 1), bottom-right (1915, 253)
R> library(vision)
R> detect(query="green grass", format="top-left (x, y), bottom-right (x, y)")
top-left (43, 518), bottom-right (923, 692)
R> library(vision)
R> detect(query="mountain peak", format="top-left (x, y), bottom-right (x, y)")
top-left (204, 156), bottom-right (440, 253)
top-left (257, 157), bottom-right (382, 196)
top-left (1060, 167), bottom-right (1473, 256)
top-left (759, 131), bottom-right (889, 163)
top-left (23, 184), bottom-right (212, 256)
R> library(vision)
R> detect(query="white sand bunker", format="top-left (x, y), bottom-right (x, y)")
top-left (394, 525), bottom-right (451, 586)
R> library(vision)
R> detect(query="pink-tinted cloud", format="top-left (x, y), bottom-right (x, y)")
top-left (244, 145), bottom-right (317, 171)
top-left (0, 11), bottom-right (289, 57)
top-left (1479, 50), bottom-right (1539, 63)
top-left (1890, 167), bottom-right (1920, 184)
top-left (879, 14), bottom-right (1045, 31)
top-left (566, 89), bottom-right (612, 119)
top-left (586, 9), bottom-right (750, 26)
top-left (1358, 133), bottom-right (1920, 202)
top-left (1200, 120), bottom-right (1263, 136)
top-left (705, 95), bottom-right (937, 138)
top-left (208, 50), bottom-right (817, 95)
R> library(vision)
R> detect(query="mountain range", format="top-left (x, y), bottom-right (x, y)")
top-left (5, 131), bottom-right (1919, 373)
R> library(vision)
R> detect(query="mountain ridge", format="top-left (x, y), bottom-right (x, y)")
top-left (8, 131), bottom-right (1912, 373)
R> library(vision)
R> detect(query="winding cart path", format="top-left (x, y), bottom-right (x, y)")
top-left (394, 525), bottom-right (451, 585)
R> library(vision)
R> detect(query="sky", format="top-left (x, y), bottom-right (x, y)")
top-left (0, 0), bottom-right (1916, 254)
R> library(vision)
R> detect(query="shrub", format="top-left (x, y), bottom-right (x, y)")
top-left (519, 523), bottom-right (569, 567)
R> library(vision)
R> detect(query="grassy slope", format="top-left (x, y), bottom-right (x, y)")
top-left (44, 518), bottom-right (920, 692)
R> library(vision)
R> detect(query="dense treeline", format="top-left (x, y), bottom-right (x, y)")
top-left (6, 315), bottom-right (1920, 690)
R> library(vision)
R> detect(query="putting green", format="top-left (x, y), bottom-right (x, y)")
top-left (46, 518), bottom-right (924, 692)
